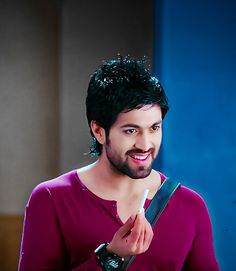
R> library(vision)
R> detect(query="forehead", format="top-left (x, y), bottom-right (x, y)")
top-left (113, 105), bottom-right (162, 127)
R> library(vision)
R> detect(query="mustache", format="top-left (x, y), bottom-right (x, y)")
top-left (126, 148), bottom-right (154, 155)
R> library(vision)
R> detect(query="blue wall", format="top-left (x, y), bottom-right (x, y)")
top-left (154, 1), bottom-right (236, 270)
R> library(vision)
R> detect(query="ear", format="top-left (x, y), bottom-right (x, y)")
top-left (90, 120), bottom-right (106, 145)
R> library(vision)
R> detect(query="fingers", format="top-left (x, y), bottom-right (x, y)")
top-left (108, 212), bottom-right (154, 257)
top-left (128, 212), bottom-right (144, 243)
top-left (117, 214), bottom-right (136, 238)
top-left (135, 221), bottom-right (145, 253)
top-left (143, 218), bottom-right (153, 251)
top-left (132, 212), bottom-right (153, 252)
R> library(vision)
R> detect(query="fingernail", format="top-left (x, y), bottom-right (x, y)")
top-left (137, 207), bottom-right (144, 214)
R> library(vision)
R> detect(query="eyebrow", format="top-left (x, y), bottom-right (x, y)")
top-left (120, 121), bottom-right (162, 129)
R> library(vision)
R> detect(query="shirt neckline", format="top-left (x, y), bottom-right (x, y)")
top-left (73, 169), bottom-right (166, 203)
top-left (74, 169), bottom-right (117, 203)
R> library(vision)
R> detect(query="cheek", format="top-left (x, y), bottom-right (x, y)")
top-left (158, 133), bottom-right (162, 143)
top-left (109, 131), bottom-right (134, 147)
top-left (157, 130), bottom-right (162, 141)
top-left (107, 136), bottom-right (134, 156)
top-left (153, 133), bottom-right (162, 147)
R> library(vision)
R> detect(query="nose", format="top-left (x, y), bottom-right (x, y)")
top-left (134, 132), bottom-right (153, 152)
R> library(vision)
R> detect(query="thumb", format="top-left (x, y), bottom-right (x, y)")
top-left (117, 214), bottom-right (136, 238)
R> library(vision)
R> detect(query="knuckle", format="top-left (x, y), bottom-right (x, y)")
top-left (130, 230), bottom-right (140, 240)
top-left (136, 245), bottom-right (145, 254)
top-left (150, 230), bottom-right (154, 238)
top-left (147, 221), bottom-right (152, 230)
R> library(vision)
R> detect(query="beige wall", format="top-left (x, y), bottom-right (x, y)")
top-left (0, 0), bottom-right (60, 215)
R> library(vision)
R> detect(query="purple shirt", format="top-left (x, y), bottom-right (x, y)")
top-left (18, 170), bottom-right (219, 271)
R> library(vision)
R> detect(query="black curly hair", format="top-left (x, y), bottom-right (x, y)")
top-left (86, 56), bottom-right (169, 156)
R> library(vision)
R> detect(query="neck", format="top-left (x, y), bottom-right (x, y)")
top-left (77, 157), bottom-right (161, 201)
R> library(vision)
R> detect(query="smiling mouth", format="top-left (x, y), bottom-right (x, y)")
top-left (129, 153), bottom-right (151, 163)
top-left (130, 154), bottom-right (149, 160)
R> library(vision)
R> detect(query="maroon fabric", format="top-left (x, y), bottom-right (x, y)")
top-left (19, 170), bottom-right (219, 271)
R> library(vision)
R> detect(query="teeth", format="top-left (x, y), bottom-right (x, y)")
top-left (133, 155), bottom-right (148, 160)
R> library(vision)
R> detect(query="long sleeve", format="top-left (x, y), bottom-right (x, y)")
top-left (70, 253), bottom-right (102, 271)
top-left (18, 183), bottom-right (102, 271)
top-left (182, 196), bottom-right (219, 271)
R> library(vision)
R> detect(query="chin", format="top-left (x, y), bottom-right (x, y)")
top-left (128, 169), bottom-right (152, 179)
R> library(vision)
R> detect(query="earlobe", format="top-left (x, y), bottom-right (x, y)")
top-left (90, 120), bottom-right (106, 144)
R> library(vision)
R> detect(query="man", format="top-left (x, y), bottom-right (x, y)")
top-left (18, 56), bottom-right (219, 270)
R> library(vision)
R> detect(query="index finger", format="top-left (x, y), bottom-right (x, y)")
top-left (128, 212), bottom-right (145, 243)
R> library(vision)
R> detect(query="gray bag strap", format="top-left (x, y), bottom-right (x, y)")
top-left (121, 178), bottom-right (181, 270)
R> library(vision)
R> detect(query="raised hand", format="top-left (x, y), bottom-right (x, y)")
top-left (107, 211), bottom-right (153, 258)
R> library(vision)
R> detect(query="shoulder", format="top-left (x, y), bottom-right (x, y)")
top-left (173, 183), bottom-right (210, 218)
top-left (157, 172), bottom-right (208, 213)
top-left (34, 169), bottom-right (77, 191)
top-left (159, 172), bottom-right (207, 207)
top-left (28, 170), bottom-right (78, 205)
top-left (177, 185), bottom-right (205, 204)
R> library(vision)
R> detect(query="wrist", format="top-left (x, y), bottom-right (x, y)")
top-left (106, 243), bottom-right (125, 258)
top-left (106, 243), bottom-right (115, 254)
top-left (94, 242), bottom-right (124, 271)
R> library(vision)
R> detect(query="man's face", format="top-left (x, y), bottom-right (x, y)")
top-left (103, 104), bottom-right (163, 179)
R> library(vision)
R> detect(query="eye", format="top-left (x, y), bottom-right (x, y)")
top-left (124, 128), bottom-right (137, 134)
top-left (152, 124), bottom-right (161, 131)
